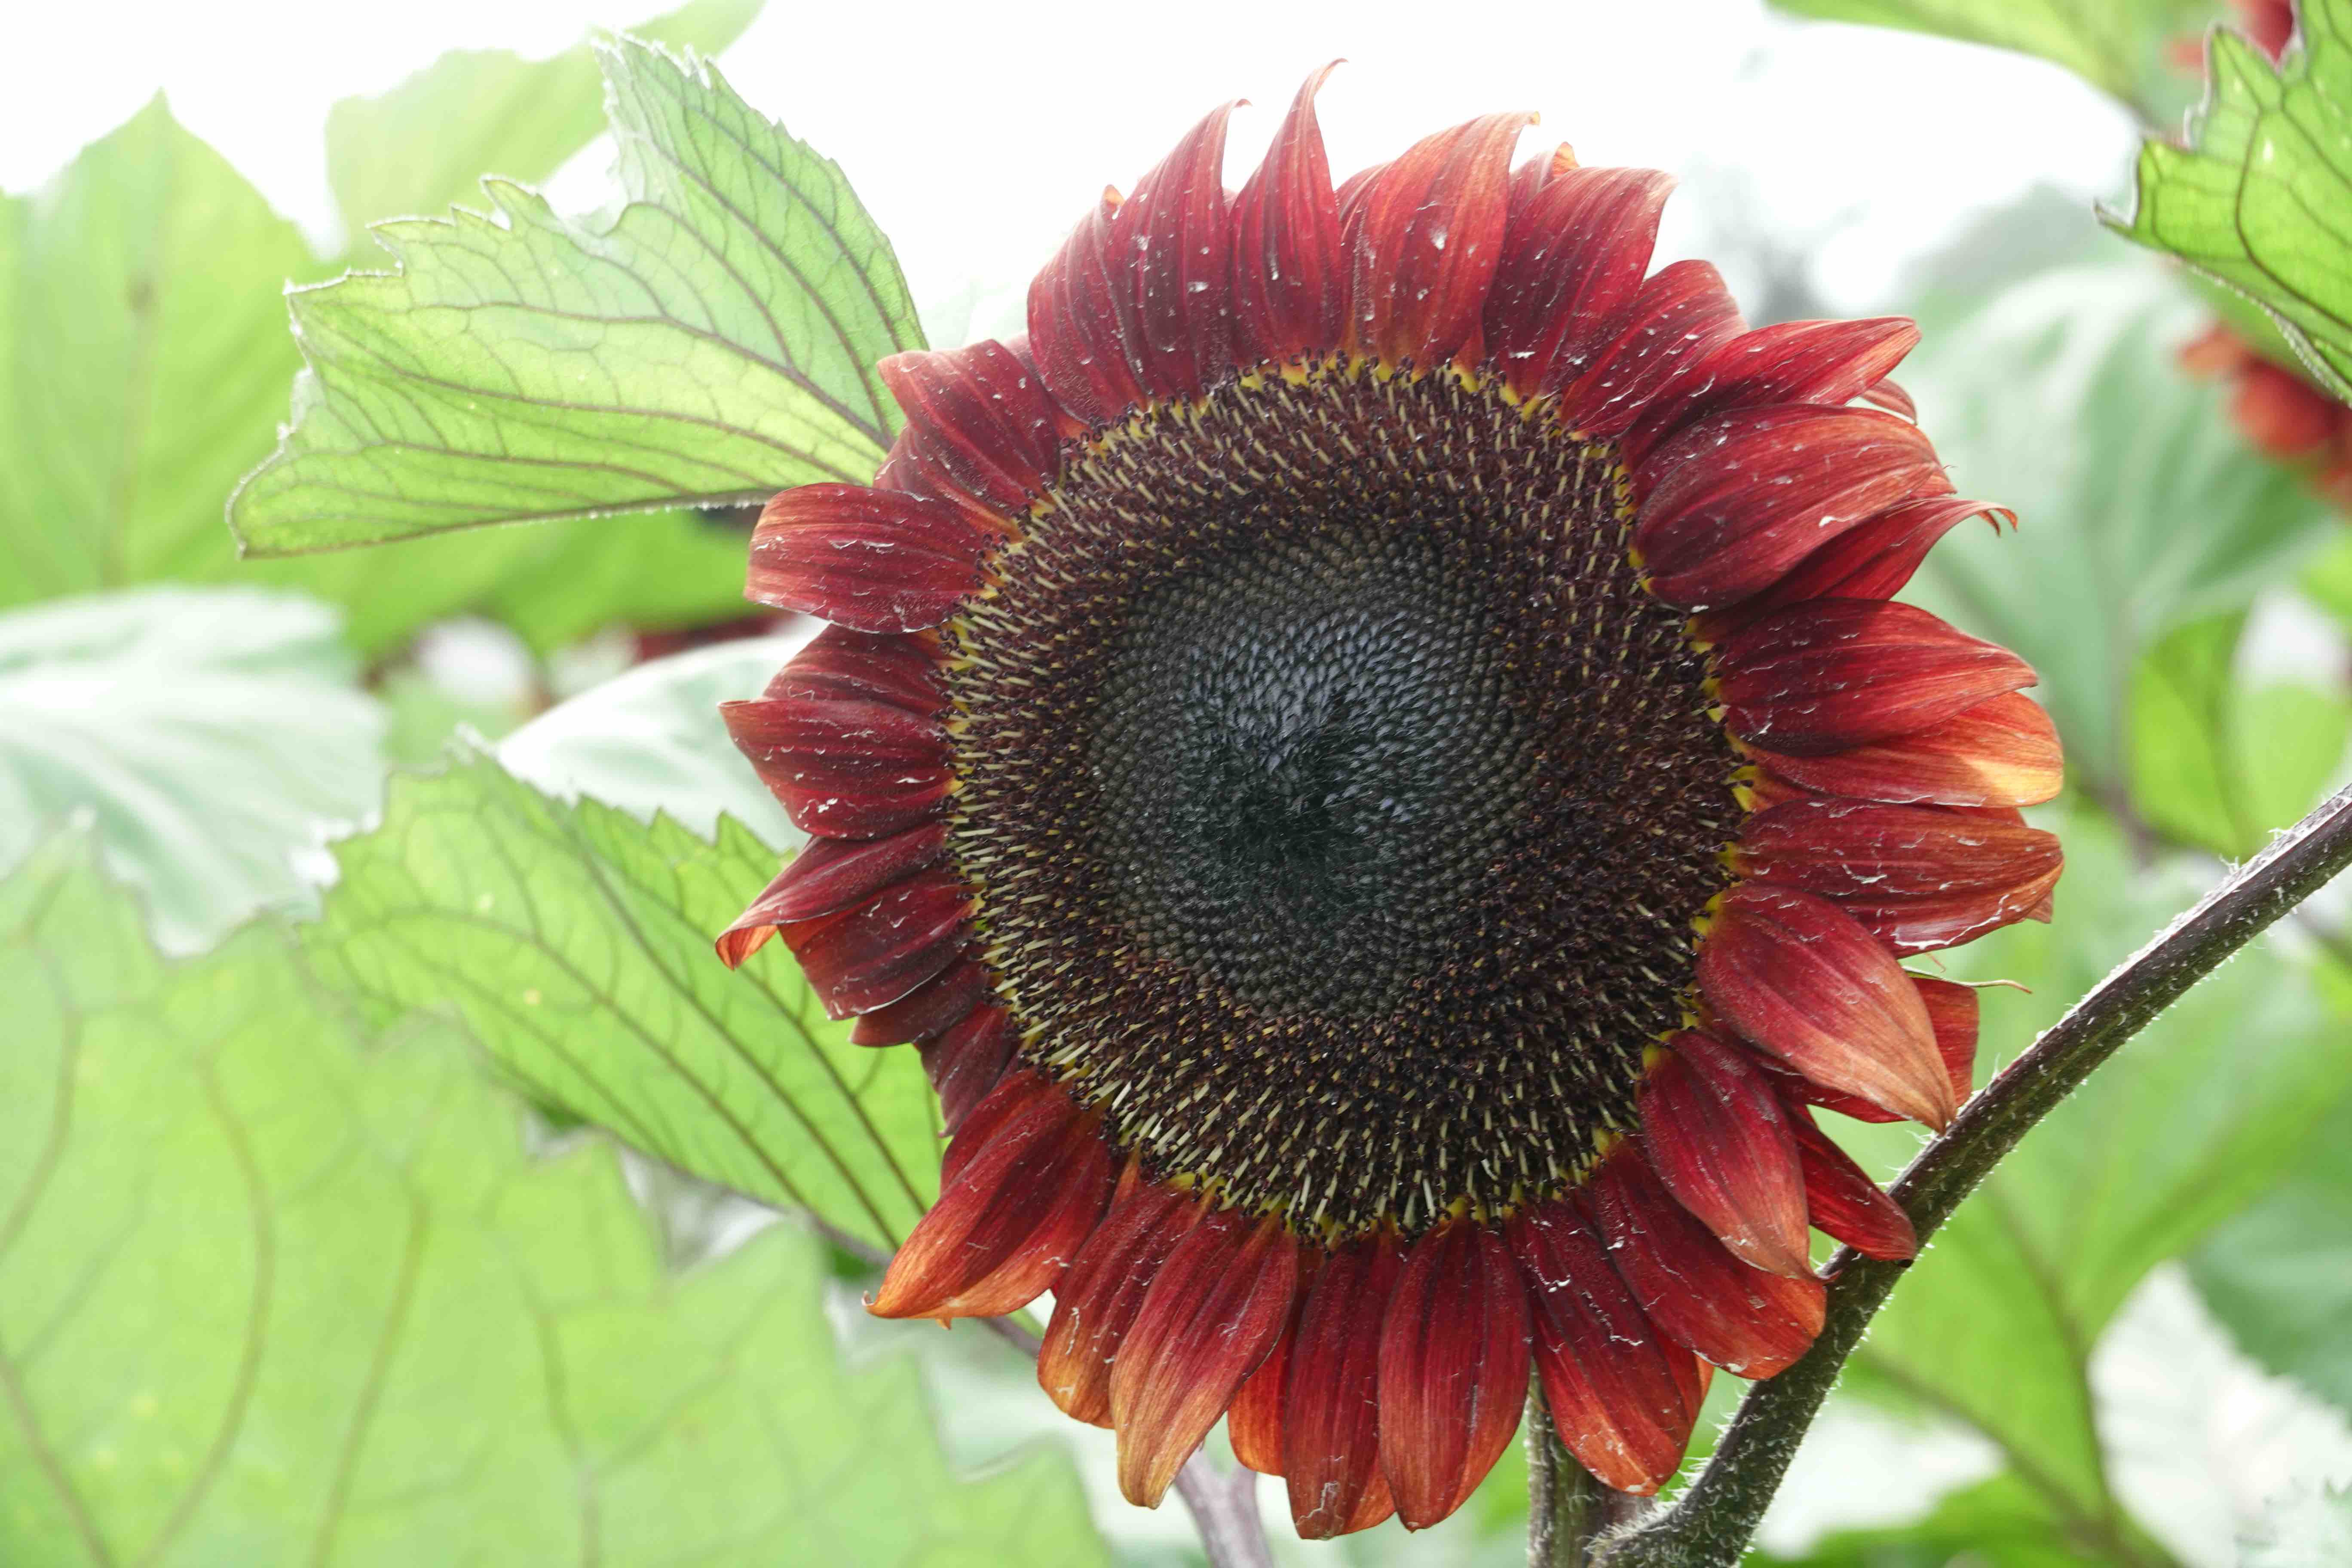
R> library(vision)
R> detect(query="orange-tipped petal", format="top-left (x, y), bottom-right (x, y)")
top-left (1695, 496), bottom-right (2014, 641)
top-left (1346, 112), bottom-right (1533, 369)
top-left (1039, 1169), bottom-right (1205, 1427)
top-left (1636, 407), bottom-right (1951, 610)
top-left (1227, 1309), bottom-right (1298, 1475)
top-left (1743, 690), bottom-right (2064, 809)
top-left (1285, 1231), bottom-right (1404, 1537)
top-left (1582, 1147), bottom-right (1825, 1378)
top-left (1506, 1198), bottom-right (1707, 1494)
top-left (1376, 1221), bottom-right (1532, 1529)
top-left (747, 483), bottom-right (995, 632)
top-left (1110, 1210), bottom-right (1301, 1507)
top-left (870, 1075), bottom-right (1113, 1321)
top-left (1699, 885), bottom-right (1954, 1129)
top-left (1783, 1101), bottom-right (1918, 1262)
top-left (1735, 797), bottom-right (2064, 955)
top-left (1715, 599), bottom-right (2039, 758)
top-left (1638, 1032), bottom-right (1814, 1277)
top-left (1232, 64), bottom-right (1346, 367)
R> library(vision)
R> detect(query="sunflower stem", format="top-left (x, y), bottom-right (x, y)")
top-left (1586, 778), bottom-right (2352, 1568)
top-left (1526, 1388), bottom-right (1651, 1565)
top-left (1174, 1453), bottom-right (1275, 1568)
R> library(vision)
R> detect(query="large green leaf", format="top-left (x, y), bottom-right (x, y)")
top-left (305, 754), bottom-right (938, 1251)
top-left (0, 835), bottom-right (1104, 1565)
top-left (1767, 0), bottom-right (2212, 116)
top-left (2108, 0), bottom-right (2352, 399)
top-left (2192, 1081), bottom-right (2352, 1419)
top-left (1906, 262), bottom-right (2328, 797)
top-left (2129, 610), bottom-right (2350, 856)
top-left (232, 37), bottom-right (921, 555)
top-left (0, 96), bottom-right (754, 655)
top-left (1837, 812), bottom-right (2351, 1546)
top-left (0, 587), bottom-right (381, 950)
top-left (1752, 1475), bottom-right (2105, 1568)
top-left (496, 630), bottom-right (805, 845)
top-left (325, 0), bottom-right (762, 248)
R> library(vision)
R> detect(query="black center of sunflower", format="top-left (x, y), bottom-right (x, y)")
top-left (1090, 530), bottom-right (1532, 1019)
top-left (944, 366), bottom-right (1740, 1237)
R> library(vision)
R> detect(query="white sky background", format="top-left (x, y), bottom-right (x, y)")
top-left (3, 0), bottom-right (2143, 327)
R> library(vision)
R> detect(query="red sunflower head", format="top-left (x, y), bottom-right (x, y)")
top-left (715, 71), bottom-right (2064, 1537)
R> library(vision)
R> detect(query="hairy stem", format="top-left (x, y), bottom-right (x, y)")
top-left (1527, 1389), bottom-right (1653, 1566)
top-left (1176, 1455), bottom-right (1277, 1568)
top-left (1589, 778), bottom-right (2352, 1568)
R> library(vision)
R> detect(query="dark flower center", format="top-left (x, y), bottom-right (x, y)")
top-left (945, 365), bottom-right (1740, 1236)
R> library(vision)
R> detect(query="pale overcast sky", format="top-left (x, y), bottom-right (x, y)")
top-left (4, 0), bottom-right (2141, 328)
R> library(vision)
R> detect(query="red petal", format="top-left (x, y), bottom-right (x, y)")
top-left (1506, 1198), bottom-right (1705, 1495)
top-left (1714, 599), bottom-right (2038, 758)
top-left (876, 339), bottom-right (1065, 524)
top-left (1621, 316), bottom-right (1921, 470)
top-left (746, 484), bottom-right (994, 632)
top-left (870, 1078), bottom-right (1112, 1320)
top-left (783, 869), bottom-right (974, 1019)
top-left (1783, 1101), bottom-right (1917, 1262)
top-left (1698, 885), bottom-right (1954, 1128)
top-left (1582, 1147), bottom-right (1825, 1378)
top-left (1111, 1210), bottom-right (1301, 1507)
top-left (1227, 1293), bottom-right (1303, 1475)
top-left (1123, 104), bottom-right (1239, 401)
top-left (1638, 1032), bottom-right (1813, 1277)
top-left (720, 695), bottom-right (952, 842)
top-left (1028, 105), bottom-right (1239, 423)
top-left (1764, 970), bottom-right (1977, 1124)
top-left (1027, 191), bottom-right (1145, 428)
top-left (1859, 377), bottom-right (1916, 419)
top-left (1553, 260), bottom-right (1745, 438)
top-left (1231, 64), bottom-right (1347, 368)
top-left (764, 626), bottom-right (946, 716)
top-left (1736, 797), bottom-right (2064, 953)
top-left (919, 1004), bottom-right (1019, 1136)
top-left (1696, 497), bottom-right (2014, 641)
top-left (1743, 690), bottom-right (2063, 808)
top-left (1039, 1168), bottom-right (1205, 1427)
top-left (1485, 165), bottom-right (1676, 400)
top-left (1377, 1221), bottom-right (1532, 1529)
top-left (735, 822), bottom-right (948, 929)
top-left (1636, 407), bottom-right (1951, 610)
top-left (1347, 113), bottom-right (1533, 370)
top-left (851, 956), bottom-right (991, 1046)
top-left (1285, 1232), bottom-right (1406, 1537)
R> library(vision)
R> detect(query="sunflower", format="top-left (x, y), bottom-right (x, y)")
top-left (714, 69), bottom-right (2064, 1538)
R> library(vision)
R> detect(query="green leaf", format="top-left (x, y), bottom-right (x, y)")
top-left (0, 587), bottom-right (382, 950)
top-left (2192, 1084), bottom-right (2352, 1419)
top-left (2107, 0), bottom-right (2352, 399)
top-left (231, 37), bottom-right (921, 555)
top-left (305, 753), bottom-right (937, 1251)
top-left (1906, 262), bottom-right (2329, 797)
top-left (477, 501), bottom-right (761, 653)
top-left (1766, 0), bottom-right (2211, 116)
top-left (0, 96), bottom-right (750, 655)
top-left (496, 631), bottom-right (805, 845)
top-left (1839, 808), bottom-right (2349, 1545)
top-left (1751, 1474), bottom-right (2106, 1567)
top-left (2129, 611), bottom-right (2350, 855)
top-left (0, 835), bottom-right (1106, 1565)
top-left (325, 0), bottom-right (763, 249)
